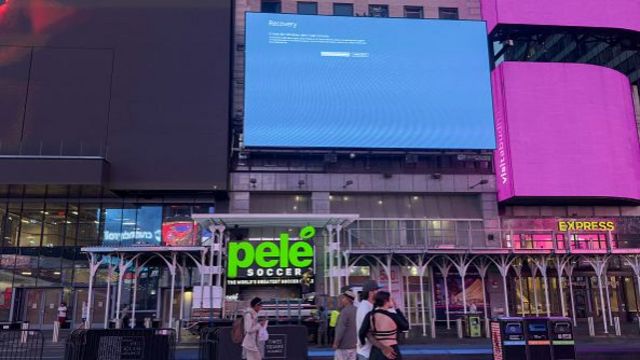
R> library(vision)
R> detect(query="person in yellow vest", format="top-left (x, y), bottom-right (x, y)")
top-left (328, 308), bottom-right (340, 345)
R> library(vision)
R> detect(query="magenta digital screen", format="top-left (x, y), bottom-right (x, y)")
top-left (481, 0), bottom-right (640, 33)
top-left (492, 62), bottom-right (640, 202)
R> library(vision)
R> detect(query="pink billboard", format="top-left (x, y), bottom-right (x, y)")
top-left (481, 0), bottom-right (640, 33)
top-left (492, 62), bottom-right (640, 202)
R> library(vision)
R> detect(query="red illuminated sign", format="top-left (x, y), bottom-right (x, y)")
top-left (162, 221), bottom-right (197, 246)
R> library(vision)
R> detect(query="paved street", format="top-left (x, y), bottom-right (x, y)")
top-left (36, 335), bottom-right (640, 359)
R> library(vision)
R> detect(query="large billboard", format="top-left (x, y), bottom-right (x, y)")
top-left (492, 62), bottom-right (640, 202)
top-left (481, 0), bottom-right (640, 33)
top-left (244, 13), bottom-right (495, 150)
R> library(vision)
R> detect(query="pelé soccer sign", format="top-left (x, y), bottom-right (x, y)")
top-left (226, 226), bottom-right (315, 283)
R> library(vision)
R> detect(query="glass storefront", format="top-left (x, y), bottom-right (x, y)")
top-left (0, 197), bottom-right (215, 323)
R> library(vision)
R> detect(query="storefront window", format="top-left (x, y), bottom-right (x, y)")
top-left (76, 204), bottom-right (101, 247)
top-left (103, 206), bottom-right (162, 246)
top-left (0, 267), bottom-right (12, 321)
top-left (37, 247), bottom-right (62, 287)
top-left (42, 203), bottom-right (66, 247)
top-left (4, 202), bottom-right (21, 247)
top-left (19, 202), bottom-right (44, 247)
top-left (65, 203), bottom-right (79, 247)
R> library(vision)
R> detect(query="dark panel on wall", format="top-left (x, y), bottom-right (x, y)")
top-left (22, 47), bottom-right (112, 156)
top-left (0, 0), bottom-right (231, 190)
top-left (0, 47), bottom-right (30, 154)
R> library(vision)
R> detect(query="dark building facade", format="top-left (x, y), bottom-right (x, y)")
top-left (0, 0), bottom-right (232, 327)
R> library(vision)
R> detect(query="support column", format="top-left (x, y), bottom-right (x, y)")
top-left (115, 254), bottom-right (130, 323)
top-left (168, 253), bottom-right (177, 328)
top-left (530, 262), bottom-right (540, 317)
top-left (199, 249), bottom-right (207, 309)
top-left (475, 257), bottom-right (491, 338)
top-left (104, 264), bottom-right (113, 329)
top-left (623, 255), bottom-right (640, 328)
top-left (565, 263), bottom-right (577, 327)
top-left (530, 256), bottom-right (551, 317)
top-left (448, 254), bottom-right (475, 314)
top-left (179, 256), bottom-right (186, 322)
top-left (489, 255), bottom-right (515, 317)
top-left (434, 257), bottom-right (452, 329)
top-left (512, 259), bottom-right (525, 316)
top-left (415, 255), bottom-right (433, 337)
top-left (386, 254), bottom-right (393, 293)
top-left (584, 255), bottom-right (610, 334)
top-left (131, 258), bottom-right (139, 329)
top-left (327, 225), bottom-right (335, 296)
top-left (343, 252), bottom-right (351, 286)
top-left (555, 255), bottom-right (572, 318)
top-left (603, 268), bottom-right (613, 327)
top-left (85, 253), bottom-right (103, 328)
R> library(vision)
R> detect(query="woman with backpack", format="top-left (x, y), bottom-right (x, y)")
top-left (241, 297), bottom-right (265, 360)
top-left (358, 291), bottom-right (409, 360)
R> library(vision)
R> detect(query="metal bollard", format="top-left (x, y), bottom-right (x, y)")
top-left (20, 321), bottom-right (29, 344)
top-left (614, 317), bottom-right (622, 336)
top-left (52, 321), bottom-right (60, 343)
top-left (485, 318), bottom-right (491, 339)
top-left (144, 317), bottom-right (152, 329)
top-left (174, 319), bottom-right (181, 343)
top-left (456, 318), bottom-right (463, 339)
top-left (588, 316), bottom-right (595, 336)
top-left (430, 317), bottom-right (436, 339)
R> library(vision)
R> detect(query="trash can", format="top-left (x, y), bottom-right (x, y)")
top-left (465, 315), bottom-right (482, 338)
top-left (549, 317), bottom-right (576, 360)
top-left (490, 317), bottom-right (526, 360)
top-left (524, 318), bottom-right (552, 360)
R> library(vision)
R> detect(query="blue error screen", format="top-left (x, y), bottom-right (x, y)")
top-left (244, 13), bottom-right (496, 149)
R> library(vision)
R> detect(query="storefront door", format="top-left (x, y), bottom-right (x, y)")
top-left (16, 288), bottom-right (62, 329)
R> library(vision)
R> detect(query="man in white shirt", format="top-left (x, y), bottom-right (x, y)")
top-left (355, 280), bottom-right (382, 360)
top-left (57, 302), bottom-right (68, 326)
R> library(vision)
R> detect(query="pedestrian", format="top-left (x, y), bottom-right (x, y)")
top-left (242, 297), bottom-right (265, 360)
top-left (333, 290), bottom-right (358, 360)
top-left (356, 280), bottom-right (383, 360)
top-left (57, 302), bottom-right (68, 327)
top-left (121, 304), bottom-right (131, 328)
top-left (359, 291), bottom-right (409, 360)
top-left (317, 306), bottom-right (328, 346)
top-left (80, 301), bottom-right (88, 329)
top-left (329, 308), bottom-right (340, 345)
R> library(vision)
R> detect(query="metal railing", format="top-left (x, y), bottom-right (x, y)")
top-left (0, 329), bottom-right (44, 360)
top-left (346, 224), bottom-right (497, 251)
top-left (345, 224), bottom-right (639, 253)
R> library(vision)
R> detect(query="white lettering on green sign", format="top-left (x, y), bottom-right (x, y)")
top-left (227, 226), bottom-right (315, 278)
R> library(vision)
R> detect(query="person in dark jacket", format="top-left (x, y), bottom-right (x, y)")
top-left (358, 291), bottom-right (409, 360)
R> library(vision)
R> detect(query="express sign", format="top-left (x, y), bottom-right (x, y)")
top-left (227, 226), bottom-right (315, 279)
top-left (557, 220), bottom-right (615, 232)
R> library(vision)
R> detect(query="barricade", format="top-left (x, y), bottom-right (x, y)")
top-left (0, 329), bottom-right (44, 360)
top-left (199, 327), bottom-right (222, 360)
top-left (64, 328), bottom-right (176, 360)
top-left (199, 325), bottom-right (308, 360)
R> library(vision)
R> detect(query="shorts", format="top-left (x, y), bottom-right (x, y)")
top-left (335, 348), bottom-right (357, 360)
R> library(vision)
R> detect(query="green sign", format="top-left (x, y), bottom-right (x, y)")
top-left (227, 226), bottom-right (315, 279)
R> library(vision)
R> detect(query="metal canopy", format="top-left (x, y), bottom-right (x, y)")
top-left (191, 213), bottom-right (359, 228)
